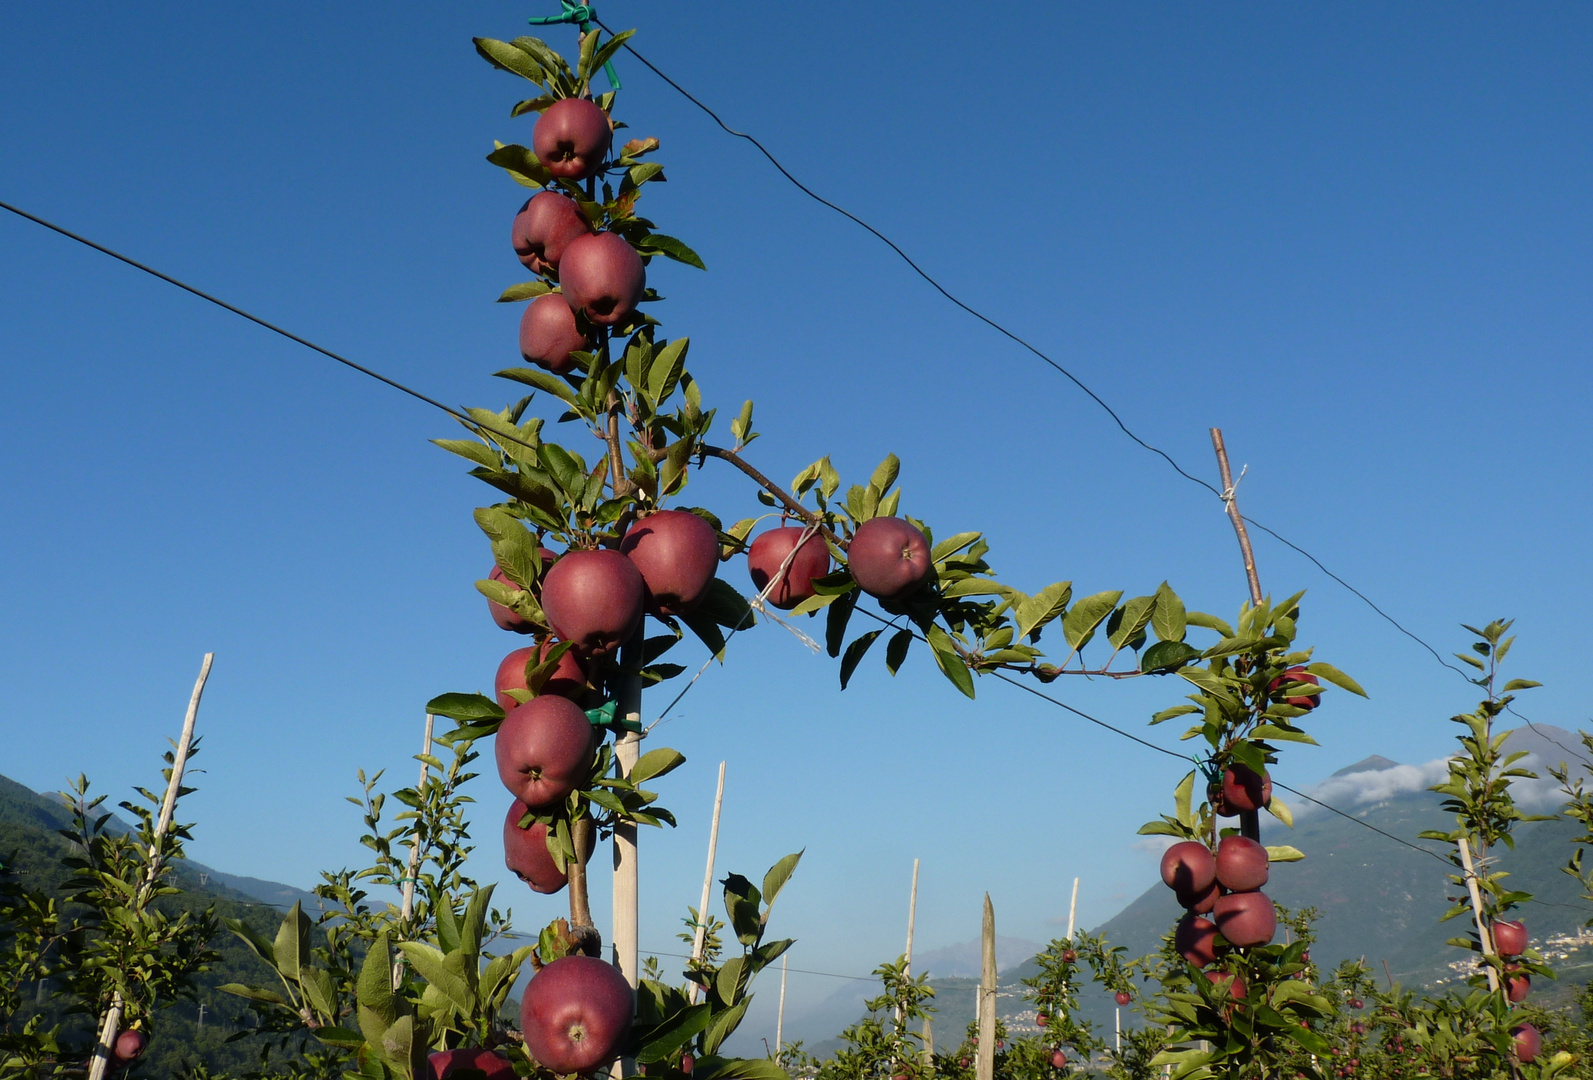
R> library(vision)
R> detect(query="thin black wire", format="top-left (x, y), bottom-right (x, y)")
top-left (0, 199), bottom-right (540, 456)
top-left (643, 947), bottom-right (874, 982)
top-left (1505, 705), bottom-right (1593, 772)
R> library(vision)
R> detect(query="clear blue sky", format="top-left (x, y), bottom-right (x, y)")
top-left (2, 0), bottom-right (1590, 1036)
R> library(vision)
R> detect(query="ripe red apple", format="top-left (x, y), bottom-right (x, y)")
top-left (1160, 840), bottom-right (1217, 894)
top-left (512, 191), bottom-right (593, 274)
top-left (1512, 1023), bottom-right (1541, 1063)
top-left (1035, 1012), bottom-right (1048, 1028)
top-left (747, 526), bottom-right (831, 609)
top-left (1213, 890), bottom-right (1277, 947)
top-left (1269, 666), bottom-right (1321, 710)
top-left (1348, 998), bottom-right (1362, 1009)
top-left (1114, 990), bottom-right (1132, 1007)
top-left (958, 1059), bottom-right (970, 1069)
top-left (520, 293), bottom-right (591, 374)
top-left (542, 548), bottom-right (645, 654)
top-left (848, 517), bottom-right (932, 601)
top-left (1493, 919), bottom-right (1528, 957)
top-left (1506, 969), bottom-right (1530, 1003)
top-left (503, 800), bottom-right (597, 894)
top-left (521, 954), bottom-right (634, 1073)
top-left (428, 1047), bottom-right (516, 1079)
top-left (1050, 1050), bottom-right (1066, 1069)
top-left (1060, 949), bottom-right (1077, 963)
top-left (112, 1030), bottom-right (147, 1062)
top-left (681, 1055), bottom-right (695, 1075)
top-left (489, 564), bottom-right (536, 633)
top-left (560, 232), bottom-right (645, 326)
top-left (1176, 880), bottom-right (1219, 914)
top-left (1214, 835), bottom-right (1270, 892)
top-left (1175, 915), bottom-right (1219, 968)
top-left (620, 510), bottom-right (720, 615)
top-left (495, 695), bottom-right (594, 810)
top-left (495, 642), bottom-right (586, 710)
top-left (1211, 764), bottom-right (1272, 816)
top-left (533, 98), bottom-right (611, 180)
top-left (1205, 970), bottom-right (1247, 1000)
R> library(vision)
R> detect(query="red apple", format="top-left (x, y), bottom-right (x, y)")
top-left (1214, 835), bottom-right (1270, 892)
top-left (1114, 990), bottom-right (1132, 1007)
top-left (495, 642), bottom-right (586, 710)
top-left (512, 191), bottom-right (593, 274)
top-left (560, 232), bottom-right (645, 326)
top-left (958, 1059), bottom-right (969, 1069)
top-left (1512, 1023), bottom-right (1540, 1063)
top-left (1213, 890), bottom-right (1276, 947)
top-left (489, 564), bottom-right (536, 634)
top-left (520, 293), bottom-right (591, 374)
top-left (112, 1030), bottom-right (147, 1063)
top-left (1176, 880), bottom-right (1219, 914)
top-left (1050, 1050), bottom-right (1066, 1069)
top-left (848, 517), bottom-right (932, 601)
top-left (503, 800), bottom-right (597, 894)
top-left (1211, 764), bottom-right (1272, 816)
top-left (1175, 915), bottom-right (1219, 968)
top-left (494, 695), bottom-right (594, 810)
top-left (1204, 970), bottom-right (1248, 1000)
top-left (1160, 841), bottom-right (1217, 894)
top-left (1035, 1012), bottom-right (1048, 1028)
top-left (747, 526), bottom-right (831, 609)
top-left (620, 510), bottom-right (720, 615)
top-left (1269, 666), bottom-right (1321, 710)
top-left (542, 548), bottom-right (645, 654)
top-left (533, 97), bottom-right (611, 180)
top-left (1493, 920), bottom-right (1528, 957)
top-left (681, 1055), bottom-right (695, 1075)
top-left (521, 954), bottom-right (634, 1073)
top-left (1060, 949), bottom-right (1077, 963)
top-left (428, 1047), bottom-right (516, 1079)
top-left (1506, 968), bottom-right (1530, 1003)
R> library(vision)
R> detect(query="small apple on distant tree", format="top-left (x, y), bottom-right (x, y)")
top-left (494, 695), bottom-right (595, 810)
top-left (1205, 971), bottom-right (1248, 1000)
top-left (620, 509), bottom-right (720, 615)
top-left (428, 1047), bottom-right (516, 1079)
top-left (1050, 1050), bottom-right (1066, 1069)
top-left (541, 548), bottom-right (645, 654)
top-left (559, 232), bottom-right (646, 326)
top-left (520, 954), bottom-right (635, 1073)
top-left (1034, 1012), bottom-right (1048, 1028)
top-left (533, 98), bottom-right (611, 180)
top-left (1114, 991), bottom-right (1132, 1007)
top-left (113, 1030), bottom-right (147, 1063)
top-left (1506, 967), bottom-right (1530, 1003)
top-left (520, 293), bottom-right (591, 374)
top-left (512, 191), bottom-right (593, 274)
top-left (848, 517), bottom-right (932, 600)
top-left (1512, 1023), bottom-right (1541, 1063)
top-left (746, 525), bottom-right (831, 609)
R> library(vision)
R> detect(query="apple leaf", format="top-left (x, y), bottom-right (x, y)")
top-left (474, 38), bottom-right (548, 83)
top-left (869, 453), bottom-right (900, 495)
top-left (425, 693), bottom-right (504, 725)
top-left (699, 998), bottom-right (751, 1056)
top-left (885, 629), bottom-right (913, 674)
top-left (1107, 594), bottom-right (1156, 650)
top-left (694, 1058), bottom-right (791, 1080)
top-left (926, 624), bottom-right (975, 699)
top-left (635, 1004), bottom-right (712, 1064)
top-left (825, 589), bottom-right (858, 657)
top-left (839, 630), bottom-right (882, 690)
top-left (497, 280), bottom-right (552, 303)
top-left (484, 141), bottom-right (552, 188)
top-left (1248, 724), bottom-right (1318, 746)
top-left (1015, 582), bottom-right (1073, 641)
top-left (1151, 581), bottom-right (1187, 642)
top-left (1265, 845), bottom-right (1306, 863)
top-left (1062, 591), bottom-right (1122, 650)
top-left (761, 851), bottom-right (803, 909)
top-left (1174, 771), bottom-right (1196, 828)
top-left (1266, 796), bottom-right (1294, 828)
top-left (631, 747), bottom-right (686, 785)
top-left (1305, 661), bottom-right (1367, 697)
top-left (634, 233), bottom-right (706, 270)
top-left (930, 531), bottom-right (981, 563)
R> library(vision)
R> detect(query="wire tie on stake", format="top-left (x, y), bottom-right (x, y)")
top-left (528, 1), bottom-right (621, 91)
top-left (1220, 463), bottom-right (1248, 506)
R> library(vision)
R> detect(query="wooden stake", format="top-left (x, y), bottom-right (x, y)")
top-left (977, 894), bottom-right (996, 1080)
top-left (1457, 837), bottom-right (1501, 993)
top-left (922, 1015), bottom-right (934, 1067)
top-left (1209, 429), bottom-right (1264, 845)
top-left (687, 761), bottom-right (727, 1005)
top-left (88, 653), bottom-right (213, 1080)
top-left (1066, 877), bottom-right (1079, 941)
top-left (776, 955), bottom-right (787, 1057)
top-left (896, 858), bottom-right (920, 1029)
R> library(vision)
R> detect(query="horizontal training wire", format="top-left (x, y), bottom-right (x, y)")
top-left (642, 947), bottom-right (874, 982)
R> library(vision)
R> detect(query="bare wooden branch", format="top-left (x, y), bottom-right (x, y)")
top-left (700, 445), bottom-right (847, 549)
top-left (1209, 429), bottom-right (1262, 607)
top-left (977, 894), bottom-right (996, 1080)
top-left (687, 761), bottom-right (727, 1005)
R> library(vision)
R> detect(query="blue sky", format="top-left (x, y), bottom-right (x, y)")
top-left (2, 1), bottom-right (1591, 1036)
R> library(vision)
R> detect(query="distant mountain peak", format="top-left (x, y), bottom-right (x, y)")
top-left (1332, 755), bottom-right (1401, 776)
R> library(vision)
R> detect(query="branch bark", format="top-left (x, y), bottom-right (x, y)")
top-left (700, 445), bottom-right (847, 549)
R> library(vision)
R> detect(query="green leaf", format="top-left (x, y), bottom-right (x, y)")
top-left (696, 1058), bottom-right (791, 1080)
top-left (631, 747), bottom-right (687, 785)
top-left (648, 337), bottom-right (690, 404)
top-left (496, 365), bottom-right (580, 407)
top-left (498, 280), bottom-right (553, 303)
top-left (681, 610), bottom-right (728, 660)
top-left (1304, 661), bottom-right (1367, 698)
top-left (1185, 610), bottom-right (1235, 636)
top-left (1173, 771), bottom-right (1196, 827)
top-left (635, 1003), bottom-right (712, 1063)
top-left (431, 438), bottom-right (500, 469)
top-left (761, 851), bottom-right (803, 909)
top-left (1151, 582), bottom-right (1187, 642)
top-left (425, 693), bottom-right (505, 725)
top-left (311, 1026), bottom-right (365, 1050)
top-left (839, 630), bottom-right (882, 690)
top-left (474, 37), bottom-right (548, 82)
top-left (1062, 591), bottom-right (1122, 650)
top-left (1266, 796), bottom-right (1294, 827)
top-left (826, 589), bottom-right (858, 657)
top-left (696, 577), bottom-right (755, 631)
top-left (929, 531), bottom-right (981, 562)
top-left (926, 624), bottom-right (976, 699)
top-left (1502, 679), bottom-right (1542, 692)
top-left (700, 998), bottom-right (751, 1056)
top-left (1265, 845), bottom-right (1306, 863)
top-left (1248, 724), bottom-right (1318, 745)
top-left (1108, 594), bottom-right (1156, 649)
top-left (398, 942), bottom-right (474, 1016)
top-left (484, 142), bottom-right (552, 188)
top-left (1141, 640), bottom-right (1200, 674)
top-left (217, 983), bottom-right (288, 1006)
top-left (1015, 582), bottom-right (1073, 640)
top-left (884, 629), bottom-right (913, 674)
top-left (273, 902), bottom-right (311, 982)
top-left (869, 454), bottom-right (900, 495)
top-left (634, 233), bottom-right (706, 270)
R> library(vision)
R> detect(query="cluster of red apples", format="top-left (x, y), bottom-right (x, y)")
top-left (1491, 918), bottom-right (1543, 1063)
top-left (1160, 807), bottom-right (1274, 994)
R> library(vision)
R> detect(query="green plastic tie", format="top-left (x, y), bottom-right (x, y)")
top-left (585, 699), bottom-right (639, 732)
top-left (528, 1), bottom-right (621, 91)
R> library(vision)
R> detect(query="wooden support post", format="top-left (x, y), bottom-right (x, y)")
top-left (896, 858), bottom-right (920, 1029)
top-left (394, 714), bottom-right (435, 989)
top-left (1457, 837), bottom-right (1501, 993)
top-left (922, 1015), bottom-right (934, 1067)
top-left (687, 761), bottom-right (727, 1005)
top-left (1066, 877), bottom-right (1079, 941)
top-left (87, 654), bottom-right (213, 1080)
top-left (977, 895), bottom-right (996, 1080)
top-left (776, 955), bottom-right (787, 1059)
top-left (1209, 428), bottom-right (1264, 844)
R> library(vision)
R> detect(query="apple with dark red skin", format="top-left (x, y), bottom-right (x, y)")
top-left (747, 526), bottom-right (831, 609)
top-left (560, 232), bottom-right (645, 326)
top-left (1213, 890), bottom-right (1276, 947)
top-left (512, 192), bottom-right (593, 274)
top-left (428, 1047), bottom-right (516, 1079)
top-left (488, 553), bottom-right (556, 632)
top-left (520, 293), bottom-right (591, 375)
top-left (1269, 665), bottom-right (1321, 710)
top-left (1506, 967), bottom-right (1530, 1003)
top-left (521, 954), bottom-right (634, 1073)
top-left (495, 695), bottom-right (594, 810)
top-left (1512, 1023), bottom-right (1541, 1063)
top-left (1211, 764), bottom-right (1272, 816)
top-left (1493, 919), bottom-right (1527, 957)
top-left (1035, 1012), bottom-right (1048, 1028)
top-left (542, 548), bottom-right (645, 654)
top-left (113, 1030), bottom-right (147, 1063)
top-left (958, 1059), bottom-right (969, 1069)
top-left (1114, 991), bottom-right (1132, 1007)
top-left (620, 510), bottom-right (720, 615)
top-left (1205, 971), bottom-right (1247, 1000)
top-left (1214, 835), bottom-right (1269, 892)
top-left (1175, 915), bottom-right (1219, 968)
top-left (533, 98), bottom-right (612, 180)
top-left (503, 800), bottom-right (597, 894)
top-left (1160, 840), bottom-right (1216, 894)
top-left (495, 643), bottom-right (586, 710)
top-left (848, 517), bottom-right (932, 601)
top-left (1176, 881), bottom-right (1218, 914)
top-left (1348, 998), bottom-right (1361, 1009)
top-left (1060, 949), bottom-right (1076, 963)
top-left (681, 1055), bottom-right (695, 1075)
top-left (1050, 1050), bottom-right (1066, 1069)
